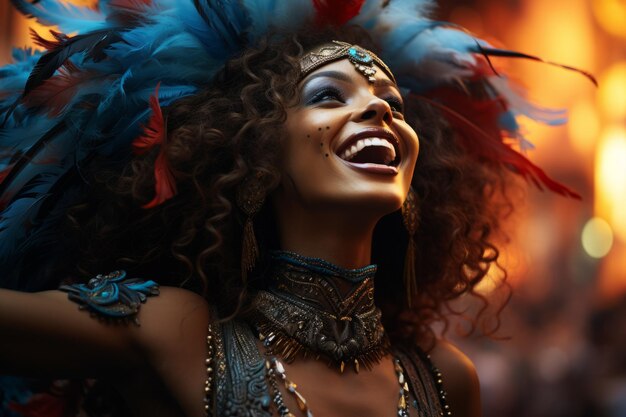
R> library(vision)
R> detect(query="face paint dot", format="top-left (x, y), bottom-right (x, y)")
top-left (318, 127), bottom-right (322, 131)
top-left (326, 126), bottom-right (330, 130)
top-left (306, 134), bottom-right (310, 138)
top-left (325, 153), bottom-right (329, 157)
top-left (320, 143), bottom-right (323, 147)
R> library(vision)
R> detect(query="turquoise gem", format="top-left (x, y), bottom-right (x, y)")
top-left (348, 47), bottom-right (372, 64)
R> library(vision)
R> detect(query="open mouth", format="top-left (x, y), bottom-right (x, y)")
top-left (337, 135), bottom-right (400, 168)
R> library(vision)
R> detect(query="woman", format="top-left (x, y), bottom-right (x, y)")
top-left (0, 1), bottom-right (587, 416)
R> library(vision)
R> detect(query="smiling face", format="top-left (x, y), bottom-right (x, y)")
top-left (273, 58), bottom-right (419, 220)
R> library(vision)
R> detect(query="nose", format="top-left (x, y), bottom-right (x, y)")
top-left (357, 96), bottom-right (393, 125)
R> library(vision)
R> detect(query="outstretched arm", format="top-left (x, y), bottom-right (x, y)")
top-left (0, 286), bottom-right (210, 416)
top-left (0, 288), bottom-right (142, 377)
top-left (0, 288), bottom-right (208, 377)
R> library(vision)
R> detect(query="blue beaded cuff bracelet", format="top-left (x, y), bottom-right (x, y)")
top-left (59, 270), bottom-right (159, 324)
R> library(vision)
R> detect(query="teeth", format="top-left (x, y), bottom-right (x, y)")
top-left (339, 137), bottom-right (397, 163)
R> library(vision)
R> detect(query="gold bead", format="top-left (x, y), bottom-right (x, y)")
top-left (294, 390), bottom-right (307, 411)
top-left (398, 395), bottom-right (406, 409)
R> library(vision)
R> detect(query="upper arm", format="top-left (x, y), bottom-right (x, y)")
top-left (429, 340), bottom-right (482, 417)
top-left (0, 288), bottom-right (143, 377)
top-left (0, 286), bottom-right (209, 383)
top-left (130, 286), bottom-right (210, 383)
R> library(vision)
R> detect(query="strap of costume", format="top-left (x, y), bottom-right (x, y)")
top-left (394, 345), bottom-right (451, 417)
top-left (210, 319), bottom-right (273, 417)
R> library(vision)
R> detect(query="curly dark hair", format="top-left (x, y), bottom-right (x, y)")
top-left (65, 26), bottom-right (513, 345)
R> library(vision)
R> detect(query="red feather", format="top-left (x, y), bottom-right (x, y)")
top-left (133, 83), bottom-right (178, 208)
top-left (21, 63), bottom-right (102, 117)
top-left (142, 151), bottom-right (178, 209)
top-left (106, 0), bottom-right (153, 25)
top-left (313, 0), bottom-right (365, 26)
top-left (8, 392), bottom-right (67, 417)
top-left (132, 82), bottom-right (165, 155)
top-left (30, 29), bottom-right (69, 51)
top-left (0, 166), bottom-right (11, 185)
top-left (0, 165), bottom-right (14, 210)
top-left (107, 0), bottom-right (153, 11)
top-left (417, 88), bottom-right (581, 199)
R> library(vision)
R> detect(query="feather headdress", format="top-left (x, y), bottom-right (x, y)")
top-left (0, 0), bottom-right (592, 290)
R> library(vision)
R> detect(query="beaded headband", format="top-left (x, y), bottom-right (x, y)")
top-left (300, 41), bottom-right (396, 84)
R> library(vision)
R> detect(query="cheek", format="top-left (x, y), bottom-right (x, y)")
top-left (290, 113), bottom-right (344, 157)
top-left (398, 124), bottom-right (420, 161)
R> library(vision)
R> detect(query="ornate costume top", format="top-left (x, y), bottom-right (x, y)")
top-left (203, 251), bottom-right (451, 417)
top-left (207, 318), bottom-right (449, 417)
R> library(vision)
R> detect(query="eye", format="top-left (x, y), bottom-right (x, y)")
top-left (306, 87), bottom-right (345, 105)
top-left (384, 97), bottom-right (404, 115)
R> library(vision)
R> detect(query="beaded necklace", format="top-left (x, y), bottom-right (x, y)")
top-left (264, 355), bottom-right (411, 417)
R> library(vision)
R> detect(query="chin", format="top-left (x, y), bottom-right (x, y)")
top-left (327, 186), bottom-right (407, 216)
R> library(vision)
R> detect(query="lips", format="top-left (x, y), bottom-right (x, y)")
top-left (336, 129), bottom-right (401, 168)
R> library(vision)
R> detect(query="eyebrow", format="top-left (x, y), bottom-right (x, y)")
top-left (302, 70), bottom-right (399, 90)
top-left (302, 70), bottom-right (352, 85)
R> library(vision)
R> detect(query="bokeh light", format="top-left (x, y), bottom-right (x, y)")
top-left (592, 0), bottom-right (626, 39)
top-left (597, 61), bottom-right (626, 121)
top-left (568, 98), bottom-right (600, 155)
top-left (595, 125), bottom-right (626, 242)
top-left (581, 217), bottom-right (614, 258)
top-left (509, 0), bottom-right (595, 102)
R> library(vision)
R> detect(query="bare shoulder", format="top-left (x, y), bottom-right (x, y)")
top-left (428, 339), bottom-right (481, 417)
top-left (132, 286), bottom-right (211, 350)
top-left (128, 287), bottom-right (211, 417)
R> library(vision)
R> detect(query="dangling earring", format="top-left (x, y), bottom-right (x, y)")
top-left (236, 173), bottom-right (266, 277)
top-left (401, 186), bottom-right (419, 307)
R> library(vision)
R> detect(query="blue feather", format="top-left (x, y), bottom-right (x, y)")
top-left (241, 0), bottom-right (315, 39)
top-left (0, 169), bottom-right (83, 291)
top-left (10, 0), bottom-right (109, 34)
top-left (175, 0), bottom-right (247, 60)
top-left (0, 124), bottom-right (77, 203)
top-left (0, 165), bottom-right (68, 260)
top-left (0, 118), bottom-right (59, 165)
top-left (0, 49), bottom-right (41, 115)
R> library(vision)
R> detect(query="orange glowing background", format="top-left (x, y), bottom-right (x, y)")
top-left (436, 0), bottom-right (626, 302)
top-left (1, 1), bottom-right (625, 416)
top-left (437, 1), bottom-right (626, 416)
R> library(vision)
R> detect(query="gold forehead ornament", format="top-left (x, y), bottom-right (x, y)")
top-left (300, 40), bottom-right (396, 84)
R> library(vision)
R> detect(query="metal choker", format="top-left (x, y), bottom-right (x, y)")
top-left (249, 250), bottom-right (390, 373)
